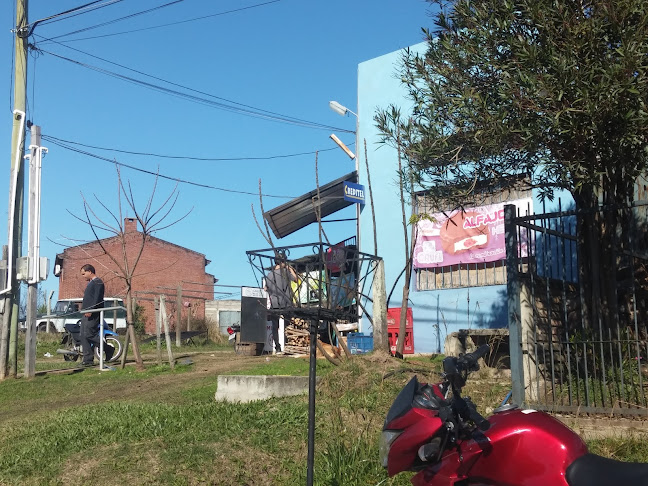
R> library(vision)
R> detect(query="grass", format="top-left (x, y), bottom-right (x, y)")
top-left (226, 355), bottom-right (335, 377)
top-left (1, 338), bottom-right (647, 485)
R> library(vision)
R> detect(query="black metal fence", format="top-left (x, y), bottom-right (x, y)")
top-left (506, 201), bottom-right (648, 415)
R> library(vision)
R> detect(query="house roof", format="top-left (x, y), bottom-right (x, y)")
top-left (54, 230), bottom-right (211, 277)
top-left (263, 171), bottom-right (358, 239)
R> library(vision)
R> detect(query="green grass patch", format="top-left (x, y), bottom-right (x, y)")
top-left (226, 356), bottom-right (335, 377)
top-left (1, 350), bottom-right (646, 485)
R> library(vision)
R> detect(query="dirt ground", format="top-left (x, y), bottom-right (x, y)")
top-left (4, 351), bottom-right (268, 424)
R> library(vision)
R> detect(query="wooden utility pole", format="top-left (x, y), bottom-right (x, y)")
top-left (1, 0), bottom-right (28, 380)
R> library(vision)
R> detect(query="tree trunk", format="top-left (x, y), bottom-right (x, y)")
top-left (125, 290), bottom-right (144, 369)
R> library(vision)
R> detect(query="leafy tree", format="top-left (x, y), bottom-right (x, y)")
top-left (376, 0), bottom-right (648, 332)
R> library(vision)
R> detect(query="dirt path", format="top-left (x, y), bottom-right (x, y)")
top-left (1, 351), bottom-right (267, 424)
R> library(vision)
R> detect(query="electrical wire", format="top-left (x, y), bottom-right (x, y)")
top-left (42, 134), bottom-right (354, 162)
top-left (39, 1), bottom-right (281, 44)
top-left (45, 136), bottom-right (297, 199)
top-left (35, 45), bottom-right (354, 133)
top-left (43, 0), bottom-right (186, 42)
top-left (24, 0), bottom-right (125, 37)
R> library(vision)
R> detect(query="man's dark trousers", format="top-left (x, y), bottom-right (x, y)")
top-left (81, 316), bottom-right (101, 364)
top-left (270, 314), bottom-right (282, 353)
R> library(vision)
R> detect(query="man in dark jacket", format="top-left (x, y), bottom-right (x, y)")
top-left (80, 264), bottom-right (105, 366)
top-left (265, 256), bottom-right (297, 354)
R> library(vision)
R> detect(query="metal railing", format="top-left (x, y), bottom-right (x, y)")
top-left (506, 201), bottom-right (648, 415)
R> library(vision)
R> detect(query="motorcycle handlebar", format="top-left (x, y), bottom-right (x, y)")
top-left (466, 399), bottom-right (491, 431)
top-left (460, 344), bottom-right (490, 370)
top-left (443, 344), bottom-right (491, 390)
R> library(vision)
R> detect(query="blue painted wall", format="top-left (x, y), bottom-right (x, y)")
top-left (356, 44), bottom-right (572, 353)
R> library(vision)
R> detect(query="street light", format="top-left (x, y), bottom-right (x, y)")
top-left (329, 99), bottom-right (362, 326)
top-left (329, 100), bottom-right (358, 118)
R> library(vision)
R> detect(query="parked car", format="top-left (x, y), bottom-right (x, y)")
top-left (36, 297), bottom-right (126, 333)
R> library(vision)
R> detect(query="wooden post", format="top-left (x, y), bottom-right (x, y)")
top-left (372, 259), bottom-right (388, 351)
top-left (187, 303), bottom-right (192, 332)
top-left (161, 295), bottom-right (175, 369)
top-left (1, 0), bottom-right (29, 381)
top-left (155, 296), bottom-right (162, 366)
top-left (175, 285), bottom-right (182, 347)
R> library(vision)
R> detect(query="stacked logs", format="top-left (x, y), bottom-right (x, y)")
top-left (284, 317), bottom-right (310, 355)
top-left (283, 317), bottom-right (348, 359)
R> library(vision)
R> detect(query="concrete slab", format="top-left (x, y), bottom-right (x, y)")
top-left (215, 375), bottom-right (317, 403)
top-left (556, 415), bottom-right (648, 439)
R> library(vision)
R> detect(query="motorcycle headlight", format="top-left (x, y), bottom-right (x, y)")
top-left (379, 430), bottom-right (402, 468)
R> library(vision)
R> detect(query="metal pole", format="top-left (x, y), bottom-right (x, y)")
top-left (505, 204), bottom-right (525, 405)
top-left (306, 316), bottom-right (317, 486)
top-left (99, 309), bottom-right (104, 370)
top-left (24, 125), bottom-right (40, 378)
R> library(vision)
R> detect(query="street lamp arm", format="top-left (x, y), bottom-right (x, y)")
top-left (329, 100), bottom-right (358, 118)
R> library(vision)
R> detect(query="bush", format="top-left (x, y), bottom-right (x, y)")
top-left (132, 304), bottom-right (147, 336)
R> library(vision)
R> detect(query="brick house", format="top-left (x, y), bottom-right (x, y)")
top-left (54, 218), bottom-right (215, 333)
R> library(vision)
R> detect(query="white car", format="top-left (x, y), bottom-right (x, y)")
top-left (36, 297), bottom-right (127, 333)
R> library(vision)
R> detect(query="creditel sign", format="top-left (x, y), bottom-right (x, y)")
top-left (343, 181), bottom-right (365, 204)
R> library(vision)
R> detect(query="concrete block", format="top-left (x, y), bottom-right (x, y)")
top-left (214, 375), bottom-right (317, 403)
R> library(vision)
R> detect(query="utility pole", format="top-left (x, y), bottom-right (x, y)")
top-left (24, 124), bottom-right (46, 378)
top-left (1, 0), bottom-right (29, 380)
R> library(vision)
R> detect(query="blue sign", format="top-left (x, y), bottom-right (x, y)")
top-left (343, 181), bottom-right (365, 204)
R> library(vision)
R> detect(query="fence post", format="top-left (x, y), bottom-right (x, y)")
top-left (160, 295), bottom-right (175, 370)
top-left (176, 285), bottom-right (182, 347)
top-left (505, 204), bottom-right (525, 405)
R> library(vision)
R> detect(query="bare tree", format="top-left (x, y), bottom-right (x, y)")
top-left (70, 166), bottom-right (191, 369)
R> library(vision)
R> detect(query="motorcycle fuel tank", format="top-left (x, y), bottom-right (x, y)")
top-left (413, 408), bottom-right (588, 486)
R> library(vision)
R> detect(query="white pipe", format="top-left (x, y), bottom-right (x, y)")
top-left (27, 145), bottom-right (46, 284)
top-left (99, 309), bottom-right (104, 370)
top-left (0, 110), bottom-right (26, 296)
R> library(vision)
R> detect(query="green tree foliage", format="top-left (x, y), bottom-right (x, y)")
top-left (376, 0), bottom-right (648, 210)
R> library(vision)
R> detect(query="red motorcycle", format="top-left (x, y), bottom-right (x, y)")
top-left (380, 344), bottom-right (648, 485)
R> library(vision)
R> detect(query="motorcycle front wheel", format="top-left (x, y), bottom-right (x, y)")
top-left (95, 336), bottom-right (123, 362)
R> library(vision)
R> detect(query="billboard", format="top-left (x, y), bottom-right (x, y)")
top-left (413, 198), bottom-right (532, 269)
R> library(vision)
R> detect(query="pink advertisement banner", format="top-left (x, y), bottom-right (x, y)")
top-left (413, 198), bottom-right (533, 269)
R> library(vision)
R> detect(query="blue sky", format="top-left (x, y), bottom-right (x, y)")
top-left (1, 0), bottom-right (432, 300)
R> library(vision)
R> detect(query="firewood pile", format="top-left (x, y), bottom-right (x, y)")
top-left (284, 317), bottom-right (310, 355)
top-left (283, 317), bottom-right (347, 358)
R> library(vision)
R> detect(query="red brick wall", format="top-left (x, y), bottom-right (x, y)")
top-left (58, 229), bottom-right (214, 334)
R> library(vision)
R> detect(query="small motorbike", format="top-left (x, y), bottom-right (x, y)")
top-left (380, 344), bottom-right (648, 485)
top-left (58, 322), bottom-right (123, 363)
top-left (226, 325), bottom-right (240, 346)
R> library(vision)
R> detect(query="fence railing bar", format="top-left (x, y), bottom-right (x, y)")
top-left (518, 220), bottom-right (578, 241)
top-left (583, 341), bottom-right (591, 407)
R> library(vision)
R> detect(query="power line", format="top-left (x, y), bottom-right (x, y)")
top-left (42, 134), bottom-right (353, 162)
top-left (39, 1), bottom-right (281, 44)
top-left (43, 0), bottom-right (186, 42)
top-left (25, 0), bottom-right (125, 35)
top-left (34, 44), bottom-right (354, 133)
top-left (45, 136), bottom-right (297, 199)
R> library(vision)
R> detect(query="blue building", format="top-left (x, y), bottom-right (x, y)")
top-left (356, 44), bottom-right (551, 353)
